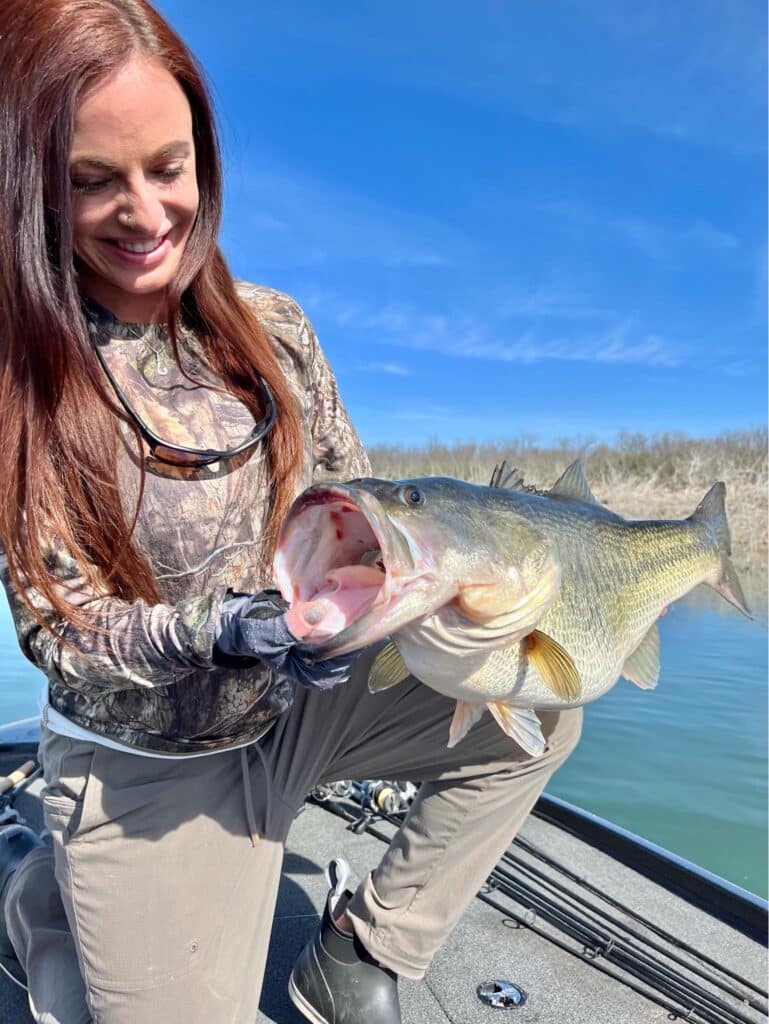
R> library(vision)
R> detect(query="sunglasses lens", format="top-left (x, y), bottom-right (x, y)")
top-left (151, 444), bottom-right (217, 467)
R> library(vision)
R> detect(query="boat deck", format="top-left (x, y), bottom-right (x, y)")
top-left (1, 734), bottom-right (766, 1024)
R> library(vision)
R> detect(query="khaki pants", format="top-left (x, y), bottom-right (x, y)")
top-left (7, 652), bottom-right (582, 1023)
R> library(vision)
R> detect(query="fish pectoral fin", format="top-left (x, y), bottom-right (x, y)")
top-left (622, 623), bottom-right (660, 690)
top-left (447, 701), bottom-right (487, 747)
top-left (525, 630), bottom-right (582, 701)
top-left (368, 640), bottom-right (411, 693)
top-left (549, 460), bottom-right (601, 506)
top-left (486, 703), bottom-right (546, 757)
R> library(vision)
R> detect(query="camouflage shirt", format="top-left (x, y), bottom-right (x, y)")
top-left (0, 284), bottom-right (370, 754)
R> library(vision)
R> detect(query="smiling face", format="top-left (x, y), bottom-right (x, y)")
top-left (70, 55), bottom-right (199, 323)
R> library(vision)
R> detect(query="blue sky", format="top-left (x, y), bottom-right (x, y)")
top-left (158, 0), bottom-right (766, 447)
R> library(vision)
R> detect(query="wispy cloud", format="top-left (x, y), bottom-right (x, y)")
top-left (457, 325), bottom-right (679, 368)
top-left (359, 361), bottom-right (412, 376)
top-left (221, 162), bottom-right (462, 270)
top-left (495, 284), bottom-right (617, 322)
top-left (522, 201), bottom-right (739, 261)
top-left (335, 300), bottom-right (681, 368)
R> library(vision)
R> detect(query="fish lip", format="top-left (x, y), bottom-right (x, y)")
top-left (275, 482), bottom-right (438, 654)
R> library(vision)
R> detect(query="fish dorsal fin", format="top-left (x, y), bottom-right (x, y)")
top-left (447, 700), bottom-right (487, 747)
top-left (550, 460), bottom-right (600, 505)
top-left (622, 623), bottom-right (660, 689)
top-left (525, 630), bottom-right (582, 701)
top-left (368, 640), bottom-right (411, 693)
top-left (489, 461), bottom-right (525, 490)
top-left (486, 702), bottom-right (546, 757)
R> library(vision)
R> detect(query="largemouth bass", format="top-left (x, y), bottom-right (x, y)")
top-left (274, 461), bottom-right (749, 755)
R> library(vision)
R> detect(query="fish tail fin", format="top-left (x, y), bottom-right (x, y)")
top-left (711, 553), bottom-right (752, 619)
top-left (690, 482), bottom-right (731, 552)
top-left (690, 482), bottom-right (752, 619)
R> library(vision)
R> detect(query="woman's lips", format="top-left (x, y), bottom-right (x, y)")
top-left (105, 234), bottom-right (172, 267)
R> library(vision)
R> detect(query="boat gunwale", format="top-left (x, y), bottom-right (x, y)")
top-left (534, 793), bottom-right (768, 945)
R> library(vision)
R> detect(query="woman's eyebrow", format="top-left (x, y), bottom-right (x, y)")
top-left (69, 141), bottom-right (192, 170)
top-left (149, 141), bottom-right (192, 160)
top-left (69, 156), bottom-right (119, 172)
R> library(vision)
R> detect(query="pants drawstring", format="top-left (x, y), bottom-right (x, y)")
top-left (241, 744), bottom-right (273, 848)
top-left (241, 746), bottom-right (260, 847)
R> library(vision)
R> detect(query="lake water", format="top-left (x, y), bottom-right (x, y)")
top-left (0, 587), bottom-right (766, 898)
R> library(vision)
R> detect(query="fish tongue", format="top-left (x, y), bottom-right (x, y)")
top-left (286, 597), bottom-right (347, 640)
top-left (285, 564), bottom-right (385, 642)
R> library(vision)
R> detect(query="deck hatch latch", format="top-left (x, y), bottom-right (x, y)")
top-left (477, 980), bottom-right (528, 1009)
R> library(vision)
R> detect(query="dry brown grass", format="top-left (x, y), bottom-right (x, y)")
top-left (368, 428), bottom-right (768, 609)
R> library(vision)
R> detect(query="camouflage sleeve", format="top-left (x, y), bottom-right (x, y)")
top-left (301, 312), bottom-right (371, 482)
top-left (0, 543), bottom-right (228, 694)
top-left (236, 281), bottom-right (371, 482)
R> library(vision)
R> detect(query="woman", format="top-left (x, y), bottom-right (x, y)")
top-left (0, 2), bottom-right (582, 1022)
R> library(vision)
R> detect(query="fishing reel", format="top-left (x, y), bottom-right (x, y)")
top-left (310, 778), bottom-right (417, 817)
top-left (352, 779), bottom-right (417, 816)
top-left (309, 780), bottom-right (355, 803)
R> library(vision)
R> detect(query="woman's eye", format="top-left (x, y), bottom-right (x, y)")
top-left (70, 165), bottom-right (185, 194)
top-left (154, 164), bottom-right (185, 181)
top-left (71, 178), bottom-right (110, 194)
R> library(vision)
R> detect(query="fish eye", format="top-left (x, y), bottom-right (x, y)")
top-left (401, 486), bottom-right (424, 507)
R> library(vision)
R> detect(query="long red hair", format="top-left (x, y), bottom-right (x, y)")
top-left (0, 0), bottom-right (303, 624)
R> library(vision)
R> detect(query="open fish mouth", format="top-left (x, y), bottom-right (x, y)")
top-left (273, 484), bottom-right (436, 654)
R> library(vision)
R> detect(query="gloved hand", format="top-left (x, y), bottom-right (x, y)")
top-left (213, 590), bottom-right (358, 691)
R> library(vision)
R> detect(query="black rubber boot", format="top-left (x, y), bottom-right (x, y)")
top-left (288, 859), bottom-right (402, 1024)
top-left (0, 822), bottom-right (44, 959)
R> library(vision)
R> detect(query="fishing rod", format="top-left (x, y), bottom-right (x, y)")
top-left (0, 760), bottom-right (41, 809)
top-left (476, 885), bottom-right (712, 1022)
top-left (477, 885), bottom-right (753, 1024)
top-left (310, 783), bottom-right (767, 1024)
top-left (495, 847), bottom-right (767, 1013)
top-left (512, 834), bottom-right (768, 1001)
top-left (485, 859), bottom-right (762, 1024)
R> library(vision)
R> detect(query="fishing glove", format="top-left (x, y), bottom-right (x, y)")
top-left (213, 590), bottom-right (357, 691)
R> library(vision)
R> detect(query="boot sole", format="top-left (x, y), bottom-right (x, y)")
top-left (288, 971), bottom-right (331, 1024)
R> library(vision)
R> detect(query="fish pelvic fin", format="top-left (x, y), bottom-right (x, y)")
top-left (368, 640), bottom-right (411, 693)
top-left (487, 703), bottom-right (546, 757)
top-left (525, 630), bottom-right (582, 701)
top-left (550, 460), bottom-right (601, 506)
top-left (447, 700), bottom-right (487, 747)
top-left (622, 623), bottom-right (660, 689)
top-left (690, 483), bottom-right (752, 619)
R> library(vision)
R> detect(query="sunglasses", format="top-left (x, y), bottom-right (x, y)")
top-left (91, 335), bottom-right (276, 467)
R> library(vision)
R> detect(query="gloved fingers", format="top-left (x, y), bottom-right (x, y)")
top-left (215, 590), bottom-right (294, 659)
top-left (288, 649), bottom-right (359, 691)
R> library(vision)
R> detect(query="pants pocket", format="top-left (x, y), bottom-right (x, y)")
top-left (42, 738), bottom-right (102, 842)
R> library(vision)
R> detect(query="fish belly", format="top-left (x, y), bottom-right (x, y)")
top-left (398, 590), bottom-right (633, 709)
